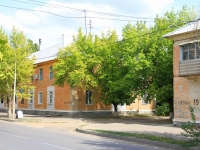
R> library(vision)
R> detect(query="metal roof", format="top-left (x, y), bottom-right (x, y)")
top-left (163, 19), bottom-right (200, 38)
top-left (29, 45), bottom-right (60, 64)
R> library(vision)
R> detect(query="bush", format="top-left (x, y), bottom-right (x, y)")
top-left (155, 103), bottom-right (170, 116)
top-left (181, 106), bottom-right (200, 141)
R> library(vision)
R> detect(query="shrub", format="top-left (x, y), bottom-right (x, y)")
top-left (155, 103), bottom-right (170, 116)
top-left (181, 106), bottom-right (200, 141)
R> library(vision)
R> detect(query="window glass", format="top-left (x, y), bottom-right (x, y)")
top-left (181, 42), bottom-right (200, 61)
top-left (85, 90), bottom-right (92, 104)
top-left (38, 92), bottom-right (43, 104)
top-left (49, 91), bottom-right (53, 103)
top-left (39, 68), bottom-right (43, 80)
top-left (196, 43), bottom-right (200, 59)
top-left (142, 93), bottom-right (148, 104)
top-left (182, 45), bottom-right (188, 60)
top-left (30, 92), bottom-right (33, 104)
top-left (21, 98), bottom-right (24, 104)
top-left (0, 98), bottom-right (3, 103)
top-left (49, 67), bottom-right (53, 79)
top-left (189, 43), bottom-right (195, 59)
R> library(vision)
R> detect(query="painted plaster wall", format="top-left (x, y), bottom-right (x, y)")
top-left (125, 99), bottom-right (155, 112)
top-left (173, 41), bottom-right (200, 122)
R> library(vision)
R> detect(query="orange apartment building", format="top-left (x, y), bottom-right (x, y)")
top-left (0, 46), bottom-right (155, 117)
top-left (164, 19), bottom-right (200, 124)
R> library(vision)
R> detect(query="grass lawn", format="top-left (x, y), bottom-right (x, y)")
top-left (93, 129), bottom-right (200, 148)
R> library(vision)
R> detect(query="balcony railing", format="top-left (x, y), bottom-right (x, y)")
top-left (179, 59), bottom-right (200, 76)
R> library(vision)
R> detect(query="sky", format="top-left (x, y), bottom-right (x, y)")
top-left (0, 0), bottom-right (200, 50)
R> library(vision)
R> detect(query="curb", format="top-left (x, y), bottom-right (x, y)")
top-left (0, 118), bottom-right (22, 122)
top-left (76, 127), bottom-right (199, 150)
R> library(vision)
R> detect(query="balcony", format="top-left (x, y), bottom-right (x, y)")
top-left (179, 59), bottom-right (200, 76)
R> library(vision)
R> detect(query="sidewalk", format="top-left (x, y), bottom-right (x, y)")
top-left (0, 112), bottom-right (199, 150)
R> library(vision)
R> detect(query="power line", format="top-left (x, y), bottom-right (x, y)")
top-left (0, 4), bottom-right (154, 22)
top-left (35, 19), bottom-right (196, 61)
top-left (87, 17), bottom-right (154, 22)
top-left (0, 4), bottom-right (83, 19)
top-left (84, 10), bottom-right (87, 35)
top-left (13, 0), bottom-right (155, 20)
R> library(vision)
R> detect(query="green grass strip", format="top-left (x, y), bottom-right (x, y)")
top-left (92, 130), bottom-right (199, 147)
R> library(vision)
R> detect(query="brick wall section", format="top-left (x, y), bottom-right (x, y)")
top-left (17, 60), bottom-right (111, 111)
top-left (173, 38), bottom-right (200, 122)
top-left (173, 45), bottom-right (180, 77)
top-left (17, 59), bottom-right (155, 113)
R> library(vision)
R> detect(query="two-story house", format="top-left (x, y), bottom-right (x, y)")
top-left (164, 19), bottom-right (200, 124)
top-left (1, 45), bottom-right (156, 116)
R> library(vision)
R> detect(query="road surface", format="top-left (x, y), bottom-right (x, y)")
top-left (0, 120), bottom-right (169, 150)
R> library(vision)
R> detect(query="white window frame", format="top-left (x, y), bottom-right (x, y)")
top-left (48, 91), bottom-right (54, 104)
top-left (47, 86), bottom-right (55, 104)
top-left (28, 89), bottom-right (34, 104)
top-left (38, 91), bottom-right (43, 104)
top-left (85, 90), bottom-right (93, 105)
top-left (142, 93), bottom-right (148, 104)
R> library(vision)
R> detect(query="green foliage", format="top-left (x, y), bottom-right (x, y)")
top-left (0, 27), bottom-right (35, 101)
top-left (181, 106), bottom-right (200, 141)
top-left (27, 39), bottom-right (39, 53)
top-left (54, 6), bottom-right (196, 113)
top-left (155, 103), bottom-right (170, 116)
top-left (54, 29), bottom-right (136, 111)
top-left (123, 6), bottom-right (196, 111)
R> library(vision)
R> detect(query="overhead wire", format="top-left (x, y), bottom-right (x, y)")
top-left (0, 4), bottom-right (83, 19)
top-left (13, 0), bottom-right (155, 20)
top-left (0, 3), bottom-right (153, 22)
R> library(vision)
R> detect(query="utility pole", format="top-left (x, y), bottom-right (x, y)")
top-left (39, 39), bottom-right (41, 51)
top-left (89, 20), bottom-right (93, 34)
top-left (13, 50), bottom-right (16, 119)
top-left (84, 10), bottom-right (87, 35)
top-left (62, 34), bottom-right (64, 49)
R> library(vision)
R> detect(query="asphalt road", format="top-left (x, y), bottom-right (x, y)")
top-left (0, 120), bottom-right (169, 150)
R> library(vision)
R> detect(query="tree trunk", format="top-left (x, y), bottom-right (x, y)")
top-left (113, 103), bottom-right (118, 117)
top-left (7, 96), bottom-right (12, 119)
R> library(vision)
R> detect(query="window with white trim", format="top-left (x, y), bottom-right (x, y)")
top-left (38, 92), bottom-right (43, 104)
top-left (142, 93), bottom-right (148, 104)
top-left (48, 91), bottom-right (54, 104)
top-left (181, 42), bottom-right (200, 61)
top-left (29, 90), bottom-right (34, 104)
top-left (85, 90), bottom-right (93, 104)
top-left (47, 86), bottom-right (55, 104)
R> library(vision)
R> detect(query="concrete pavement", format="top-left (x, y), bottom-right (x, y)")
top-left (0, 112), bottom-right (199, 150)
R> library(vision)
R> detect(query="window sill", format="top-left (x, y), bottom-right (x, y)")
top-left (85, 104), bottom-right (93, 105)
top-left (142, 103), bottom-right (148, 105)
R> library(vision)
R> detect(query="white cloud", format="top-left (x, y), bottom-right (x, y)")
top-left (0, 0), bottom-right (175, 49)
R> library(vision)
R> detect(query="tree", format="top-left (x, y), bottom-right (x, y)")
top-left (54, 29), bottom-right (140, 115)
top-left (0, 27), bottom-right (35, 119)
top-left (54, 6), bottom-right (196, 117)
top-left (27, 39), bottom-right (39, 53)
top-left (122, 6), bottom-right (196, 117)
